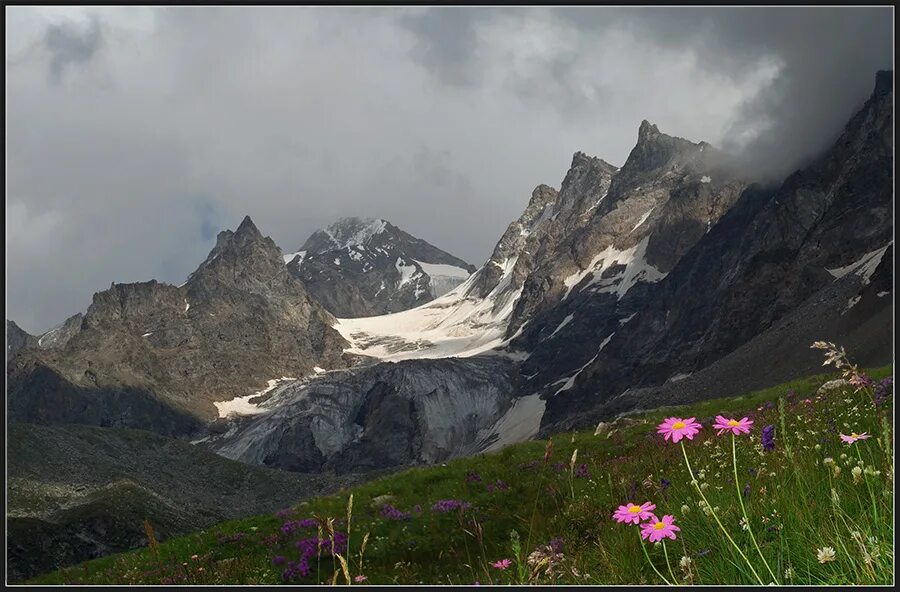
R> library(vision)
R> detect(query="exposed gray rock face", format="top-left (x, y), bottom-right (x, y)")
top-left (538, 71), bottom-right (894, 432)
top-left (7, 320), bottom-right (37, 360)
top-left (209, 357), bottom-right (523, 473)
top-left (36, 313), bottom-right (84, 350)
top-left (285, 217), bottom-right (476, 317)
top-left (7, 422), bottom-right (362, 581)
top-left (7, 216), bottom-right (349, 425)
top-left (509, 120), bottom-right (747, 338)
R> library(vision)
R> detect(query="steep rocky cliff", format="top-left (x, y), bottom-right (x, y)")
top-left (7, 216), bottom-right (349, 427)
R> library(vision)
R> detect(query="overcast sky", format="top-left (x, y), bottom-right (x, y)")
top-left (6, 7), bottom-right (893, 333)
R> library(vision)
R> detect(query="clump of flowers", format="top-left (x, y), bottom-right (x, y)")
top-left (431, 499), bottom-right (471, 514)
top-left (491, 559), bottom-right (512, 570)
top-left (281, 531), bottom-right (349, 582)
top-left (465, 470), bottom-right (482, 483)
top-left (380, 504), bottom-right (411, 521)
top-left (486, 480), bottom-right (509, 493)
top-left (527, 540), bottom-right (565, 578)
top-left (761, 425), bottom-right (776, 451)
top-left (816, 547), bottom-right (837, 564)
top-left (280, 518), bottom-right (318, 535)
top-left (574, 463), bottom-right (590, 478)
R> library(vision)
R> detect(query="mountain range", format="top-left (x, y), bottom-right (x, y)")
top-left (6, 70), bottom-right (894, 581)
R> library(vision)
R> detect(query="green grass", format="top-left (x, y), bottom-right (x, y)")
top-left (30, 365), bottom-right (894, 585)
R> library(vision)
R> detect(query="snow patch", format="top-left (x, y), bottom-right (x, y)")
top-left (549, 314), bottom-right (574, 338)
top-left (877, 291), bottom-right (889, 297)
top-left (631, 207), bottom-right (655, 232)
top-left (669, 372), bottom-right (692, 383)
top-left (142, 332), bottom-right (153, 337)
top-left (563, 236), bottom-right (667, 300)
top-left (213, 377), bottom-right (298, 418)
top-left (619, 313), bottom-right (636, 325)
top-left (553, 333), bottom-right (614, 396)
top-left (700, 176), bottom-right (712, 184)
top-left (336, 256), bottom-right (522, 361)
top-left (826, 244), bottom-right (890, 281)
top-left (283, 250), bottom-right (307, 266)
top-left (184, 299), bottom-right (190, 312)
top-left (414, 260), bottom-right (472, 298)
top-left (395, 258), bottom-right (420, 287)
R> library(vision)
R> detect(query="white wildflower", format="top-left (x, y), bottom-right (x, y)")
top-left (816, 547), bottom-right (837, 563)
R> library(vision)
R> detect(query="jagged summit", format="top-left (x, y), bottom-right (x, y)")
top-left (285, 217), bottom-right (475, 317)
top-left (234, 214), bottom-right (262, 238)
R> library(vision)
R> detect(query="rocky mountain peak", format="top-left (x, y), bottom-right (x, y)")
top-left (234, 215), bottom-right (263, 241)
top-left (287, 217), bottom-right (474, 317)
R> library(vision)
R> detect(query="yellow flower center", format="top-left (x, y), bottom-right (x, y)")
top-left (728, 420), bottom-right (739, 427)
top-left (628, 506), bottom-right (642, 513)
top-left (851, 433), bottom-right (859, 439)
top-left (653, 522), bottom-right (666, 530)
top-left (672, 421), bottom-right (686, 429)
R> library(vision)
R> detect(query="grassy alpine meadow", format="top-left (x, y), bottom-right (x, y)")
top-left (30, 348), bottom-right (893, 586)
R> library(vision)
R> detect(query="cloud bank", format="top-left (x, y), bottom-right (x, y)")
top-left (6, 6), bottom-right (892, 332)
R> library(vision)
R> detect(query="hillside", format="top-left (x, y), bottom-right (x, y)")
top-left (7, 423), bottom-right (366, 582)
top-left (29, 363), bottom-right (893, 585)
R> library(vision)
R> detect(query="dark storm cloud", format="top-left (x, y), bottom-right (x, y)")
top-left (404, 7), bottom-right (893, 179)
top-left (6, 7), bottom-right (893, 333)
top-left (44, 16), bottom-right (103, 83)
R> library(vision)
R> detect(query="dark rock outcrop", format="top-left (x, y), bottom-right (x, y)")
top-left (7, 320), bottom-right (37, 360)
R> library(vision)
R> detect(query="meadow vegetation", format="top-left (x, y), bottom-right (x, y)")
top-left (31, 344), bottom-right (893, 585)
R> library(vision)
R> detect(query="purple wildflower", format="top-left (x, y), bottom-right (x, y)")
top-left (431, 499), bottom-right (471, 513)
top-left (549, 537), bottom-right (565, 553)
top-left (465, 470), bottom-right (482, 483)
top-left (874, 377), bottom-right (893, 406)
top-left (761, 424), bottom-right (775, 452)
top-left (271, 555), bottom-right (286, 566)
top-left (575, 463), bottom-right (590, 478)
top-left (380, 504), bottom-right (411, 521)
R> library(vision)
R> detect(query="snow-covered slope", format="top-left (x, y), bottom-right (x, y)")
top-left (334, 255), bottom-right (523, 361)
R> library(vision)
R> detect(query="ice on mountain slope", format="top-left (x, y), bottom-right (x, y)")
top-left (478, 394), bottom-right (545, 452)
top-left (826, 243), bottom-right (891, 282)
top-left (283, 250), bottom-right (306, 265)
top-left (414, 259), bottom-right (472, 298)
top-left (213, 377), bottom-right (298, 418)
top-left (335, 256), bottom-right (522, 361)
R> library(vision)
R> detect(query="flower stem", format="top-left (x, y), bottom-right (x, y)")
top-left (732, 434), bottom-right (779, 584)
top-left (638, 529), bottom-right (672, 585)
top-left (854, 444), bottom-right (879, 523)
top-left (680, 440), bottom-right (766, 585)
top-left (662, 540), bottom-right (678, 584)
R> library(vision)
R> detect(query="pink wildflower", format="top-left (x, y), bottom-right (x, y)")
top-left (491, 559), bottom-right (512, 570)
top-left (840, 432), bottom-right (871, 444)
top-left (712, 415), bottom-right (753, 436)
top-left (354, 575), bottom-right (367, 583)
top-left (640, 514), bottom-right (680, 543)
top-left (657, 417), bottom-right (702, 443)
top-left (612, 501), bottom-right (657, 524)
